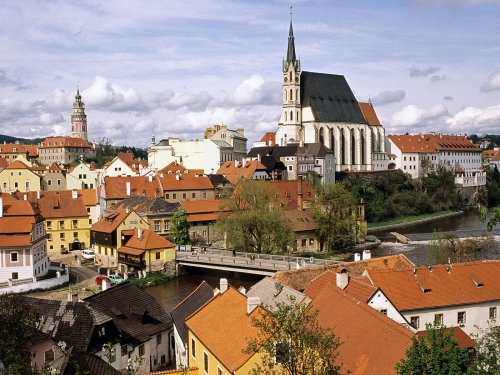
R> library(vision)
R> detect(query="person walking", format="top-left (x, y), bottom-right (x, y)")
top-left (232, 249), bottom-right (236, 257)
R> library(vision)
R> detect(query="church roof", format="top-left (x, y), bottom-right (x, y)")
top-left (300, 71), bottom-right (366, 124)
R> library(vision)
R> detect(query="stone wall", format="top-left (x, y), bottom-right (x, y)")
top-left (456, 185), bottom-right (488, 207)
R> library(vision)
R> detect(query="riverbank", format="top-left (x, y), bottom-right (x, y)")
top-left (367, 211), bottom-right (463, 233)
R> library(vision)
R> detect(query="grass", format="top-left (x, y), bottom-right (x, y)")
top-left (367, 211), bottom-right (456, 229)
top-left (127, 273), bottom-right (175, 288)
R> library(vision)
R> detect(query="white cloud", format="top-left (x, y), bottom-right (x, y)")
top-left (388, 103), bottom-right (448, 131)
top-left (225, 75), bottom-right (281, 106)
top-left (371, 90), bottom-right (406, 106)
top-left (446, 105), bottom-right (500, 133)
top-left (480, 69), bottom-right (500, 92)
top-left (409, 66), bottom-right (441, 78)
top-left (153, 90), bottom-right (214, 111)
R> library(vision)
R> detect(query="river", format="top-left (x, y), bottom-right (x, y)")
top-left (145, 209), bottom-right (500, 312)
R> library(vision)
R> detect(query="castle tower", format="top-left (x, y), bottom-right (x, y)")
top-left (276, 9), bottom-right (302, 146)
top-left (71, 87), bottom-right (88, 141)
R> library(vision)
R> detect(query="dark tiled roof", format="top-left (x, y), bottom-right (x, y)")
top-left (63, 350), bottom-right (122, 375)
top-left (260, 156), bottom-right (286, 172)
top-left (170, 281), bottom-right (214, 343)
top-left (246, 146), bottom-right (275, 158)
top-left (304, 143), bottom-right (333, 157)
top-left (112, 196), bottom-right (180, 214)
top-left (84, 283), bottom-right (173, 344)
top-left (301, 71), bottom-right (366, 124)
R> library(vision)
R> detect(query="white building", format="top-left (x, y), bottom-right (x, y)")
top-left (67, 161), bottom-right (98, 190)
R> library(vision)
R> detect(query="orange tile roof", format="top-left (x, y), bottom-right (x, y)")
top-left (285, 209), bottom-right (316, 231)
top-left (115, 152), bottom-right (148, 173)
top-left (26, 191), bottom-right (88, 219)
top-left (417, 327), bottom-right (475, 349)
top-left (39, 137), bottom-right (91, 148)
top-left (158, 162), bottom-right (203, 176)
top-left (120, 227), bottom-right (174, 250)
top-left (0, 217), bottom-right (35, 234)
top-left (158, 173), bottom-right (214, 191)
top-left (491, 150), bottom-right (500, 161)
top-left (4, 160), bottom-right (30, 169)
top-left (77, 189), bottom-right (97, 206)
top-left (90, 208), bottom-right (132, 233)
top-left (0, 234), bottom-right (34, 247)
top-left (185, 287), bottom-right (264, 372)
top-left (0, 143), bottom-right (36, 155)
top-left (180, 200), bottom-right (220, 214)
top-left (359, 102), bottom-right (381, 126)
top-left (266, 179), bottom-right (315, 210)
top-left (216, 160), bottom-right (268, 182)
top-left (103, 176), bottom-right (162, 199)
top-left (259, 132), bottom-right (276, 146)
top-left (0, 157), bottom-right (9, 168)
top-left (311, 282), bottom-right (414, 374)
top-left (367, 260), bottom-right (500, 311)
top-left (388, 134), bottom-right (481, 154)
top-left (1, 198), bottom-right (37, 217)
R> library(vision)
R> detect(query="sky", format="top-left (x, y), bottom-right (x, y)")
top-left (1, 0), bottom-right (500, 149)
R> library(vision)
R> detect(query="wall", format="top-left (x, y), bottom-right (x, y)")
top-left (0, 272), bottom-right (69, 294)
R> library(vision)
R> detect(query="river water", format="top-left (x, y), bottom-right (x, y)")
top-left (145, 209), bottom-right (500, 312)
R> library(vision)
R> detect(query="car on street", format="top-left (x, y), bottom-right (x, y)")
top-left (95, 276), bottom-right (113, 286)
top-left (60, 248), bottom-right (69, 254)
top-left (108, 274), bottom-right (125, 284)
top-left (82, 249), bottom-right (95, 260)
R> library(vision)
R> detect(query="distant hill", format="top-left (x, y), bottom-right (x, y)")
top-left (0, 134), bottom-right (45, 145)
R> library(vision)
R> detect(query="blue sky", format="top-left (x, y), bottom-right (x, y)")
top-left (1, 0), bottom-right (500, 148)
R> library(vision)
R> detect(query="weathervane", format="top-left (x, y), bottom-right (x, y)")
top-left (290, 5), bottom-right (292, 20)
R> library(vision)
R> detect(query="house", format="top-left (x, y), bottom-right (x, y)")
top-left (117, 227), bottom-right (175, 275)
top-left (0, 193), bottom-right (49, 283)
top-left (84, 282), bottom-right (175, 372)
top-left (0, 141), bottom-right (38, 163)
top-left (184, 283), bottom-right (264, 374)
top-left (77, 188), bottom-right (99, 227)
top-left (41, 163), bottom-right (67, 191)
top-left (111, 196), bottom-right (180, 240)
top-left (0, 159), bottom-right (41, 193)
top-left (38, 136), bottom-right (95, 165)
top-left (26, 190), bottom-right (90, 253)
top-left (216, 159), bottom-right (270, 183)
top-left (158, 170), bottom-right (215, 203)
top-left (90, 207), bottom-right (149, 271)
top-left (170, 281), bottom-right (215, 367)
top-left (204, 124), bottom-right (248, 161)
top-left (67, 161), bottom-right (98, 190)
top-left (245, 276), bottom-right (308, 311)
top-left (102, 152), bottom-right (148, 177)
top-left (365, 260), bottom-right (500, 335)
top-left (304, 279), bottom-right (414, 374)
top-left (180, 199), bottom-right (220, 245)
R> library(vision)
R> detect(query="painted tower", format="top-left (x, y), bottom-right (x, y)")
top-left (71, 88), bottom-right (88, 141)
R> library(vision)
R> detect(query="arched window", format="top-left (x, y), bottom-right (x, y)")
top-left (290, 111), bottom-right (293, 121)
top-left (290, 72), bottom-right (292, 81)
top-left (297, 111), bottom-right (299, 122)
top-left (296, 89), bottom-right (299, 101)
top-left (351, 129), bottom-right (356, 165)
top-left (319, 128), bottom-right (324, 144)
top-left (285, 90), bottom-right (287, 101)
top-left (290, 89), bottom-right (293, 101)
top-left (284, 112), bottom-right (287, 121)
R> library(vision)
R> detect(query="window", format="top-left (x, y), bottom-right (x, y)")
top-left (301, 239), bottom-right (306, 247)
top-left (164, 220), bottom-right (169, 231)
top-left (57, 179), bottom-right (61, 186)
top-left (191, 338), bottom-right (196, 358)
top-left (165, 193), bottom-right (170, 199)
top-left (380, 309), bottom-right (388, 315)
top-left (203, 192), bottom-right (207, 198)
top-left (204, 352), bottom-right (209, 373)
top-left (14, 182), bottom-right (18, 188)
top-left (457, 311), bottom-right (466, 324)
top-left (73, 232), bottom-right (78, 238)
top-left (192, 193), bottom-right (196, 199)
top-left (121, 345), bottom-right (127, 357)
top-left (59, 220), bottom-right (64, 229)
top-left (490, 307), bottom-right (497, 320)
top-left (44, 349), bottom-right (55, 362)
top-left (288, 165), bottom-right (293, 171)
top-left (434, 314), bottom-right (443, 325)
top-left (156, 333), bottom-right (162, 345)
top-left (73, 219), bottom-right (78, 228)
top-left (217, 367), bottom-right (223, 375)
top-left (26, 181), bottom-right (29, 188)
top-left (161, 355), bottom-right (166, 364)
top-left (60, 233), bottom-right (65, 239)
top-left (12, 272), bottom-right (18, 280)
top-left (183, 193), bottom-right (187, 199)
top-left (2, 183), bottom-right (6, 188)
top-left (156, 252), bottom-right (161, 260)
top-left (10, 252), bottom-right (18, 262)
top-left (309, 238), bottom-right (314, 245)
top-left (173, 194), bottom-right (177, 199)
top-left (47, 221), bottom-right (52, 229)
top-left (138, 344), bottom-right (145, 356)
top-left (410, 316), bottom-right (419, 329)
top-left (154, 220), bottom-right (160, 231)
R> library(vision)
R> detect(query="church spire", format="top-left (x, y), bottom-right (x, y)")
top-left (71, 85), bottom-right (88, 141)
top-left (286, 7), bottom-right (296, 64)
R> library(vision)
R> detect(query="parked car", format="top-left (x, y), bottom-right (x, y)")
top-left (108, 274), bottom-right (125, 284)
top-left (60, 248), bottom-right (69, 254)
top-left (95, 276), bottom-right (113, 286)
top-left (82, 249), bottom-right (95, 260)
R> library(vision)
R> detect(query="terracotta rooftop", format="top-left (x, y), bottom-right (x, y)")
top-left (91, 208), bottom-right (141, 234)
top-left (39, 137), bottom-right (91, 148)
top-left (119, 227), bottom-right (174, 252)
top-left (0, 157), bottom-right (9, 168)
top-left (285, 209), bottom-right (316, 231)
top-left (258, 132), bottom-right (276, 146)
top-left (158, 172), bottom-right (214, 191)
top-left (112, 196), bottom-right (180, 214)
top-left (311, 282), bottom-right (414, 374)
top-left (388, 133), bottom-right (481, 154)
top-left (185, 287), bottom-right (264, 373)
top-left (77, 189), bottom-right (97, 206)
top-left (359, 102), bottom-right (382, 126)
top-left (4, 159), bottom-right (30, 169)
top-left (366, 260), bottom-right (500, 311)
top-left (26, 190), bottom-right (88, 219)
top-left (216, 160), bottom-right (268, 183)
top-left (103, 176), bottom-right (162, 199)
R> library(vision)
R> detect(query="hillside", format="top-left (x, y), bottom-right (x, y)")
top-left (0, 134), bottom-right (45, 144)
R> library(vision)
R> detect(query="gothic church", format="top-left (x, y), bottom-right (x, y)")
top-left (275, 16), bottom-right (387, 172)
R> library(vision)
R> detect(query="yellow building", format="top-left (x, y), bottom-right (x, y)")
top-left (0, 160), bottom-right (41, 193)
top-left (90, 208), bottom-right (149, 270)
top-left (117, 227), bottom-right (175, 275)
top-left (26, 190), bottom-right (90, 253)
top-left (185, 286), bottom-right (265, 375)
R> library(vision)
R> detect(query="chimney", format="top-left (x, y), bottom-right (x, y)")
top-left (148, 175), bottom-right (153, 182)
top-left (126, 181), bottom-right (131, 196)
top-left (72, 190), bottom-right (78, 199)
top-left (0, 197), bottom-right (3, 218)
top-left (257, 154), bottom-right (261, 162)
top-left (274, 282), bottom-right (283, 297)
top-left (336, 268), bottom-right (348, 289)
top-left (126, 206), bottom-right (130, 214)
top-left (446, 265), bottom-right (451, 274)
top-left (239, 286), bottom-right (246, 295)
top-left (247, 297), bottom-right (260, 314)
top-left (362, 250), bottom-right (371, 260)
top-left (354, 253), bottom-right (361, 262)
top-left (428, 265), bottom-right (432, 272)
top-left (213, 288), bottom-right (220, 297)
top-left (68, 292), bottom-right (78, 302)
top-left (220, 278), bottom-right (228, 293)
top-left (297, 176), bottom-right (303, 211)
top-left (138, 228), bottom-right (142, 239)
top-left (413, 268), bottom-right (416, 276)
top-left (235, 160), bottom-right (238, 168)
top-left (24, 194), bottom-right (27, 200)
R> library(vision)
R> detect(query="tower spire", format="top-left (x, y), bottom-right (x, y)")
top-left (286, 6), bottom-right (296, 64)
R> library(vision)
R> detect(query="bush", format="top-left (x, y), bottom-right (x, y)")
top-left (127, 273), bottom-right (175, 288)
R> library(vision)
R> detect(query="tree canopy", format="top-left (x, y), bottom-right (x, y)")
top-left (427, 230), bottom-right (494, 264)
top-left (216, 179), bottom-right (294, 254)
top-left (170, 207), bottom-right (191, 245)
top-left (245, 296), bottom-right (341, 375)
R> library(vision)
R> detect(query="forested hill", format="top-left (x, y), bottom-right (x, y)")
top-left (0, 134), bottom-right (45, 144)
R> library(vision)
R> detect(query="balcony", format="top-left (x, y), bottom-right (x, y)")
top-left (117, 255), bottom-right (146, 267)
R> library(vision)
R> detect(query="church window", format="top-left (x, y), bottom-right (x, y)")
top-left (297, 111), bottom-right (299, 121)
top-left (285, 90), bottom-right (287, 100)
top-left (290, 72), bottom-right (292, 81)
top-left (319, 128), bottom-right (324, 144)
top-left (284, 112), bottom-right (287, 121)
top-left (290, 111), bottom-right (293, 121)
top-left (290, 89), bottom-right (293, 100)
top-left (296, 89), bottom-right (299, 101)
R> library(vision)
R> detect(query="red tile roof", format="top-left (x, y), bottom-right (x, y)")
top-left (4, 160), bottom-right (30, 170)
top-left (39, 137), bottom-right (91, 148)
top-left (120, 227), bottom-right (174, 251)
top-left (103, 176), bottom-right (162, 199)
top-left (311, 282), bottom-right (414, 374)
top-left (180, 200), bottom-right (220, 214)
top-left (90, 208), bottom-right (136, 233)
top-left (367, 260), bottom-right (500, 311)
top-left (158, 173), bottom-right (214, 191)
top-left (216, 160), bottom-right (268, 182)
top-left (388, 134), bottom-right (481, 154)
top-left (359, 102), bottom-right (382, 126)
top-left (26, 191), bottom-right (88, 219)
top-left (417, 327), bottom-right (475, 349)
top-left (259, 132), bottom-right (276, 146)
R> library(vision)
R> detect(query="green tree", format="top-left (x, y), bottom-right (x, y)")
top-left (0, 294), bottom-right (40, 375)
top-left (170, 208), bottom-right (191, 245)
top-left (427, 230), bottom-right (494, 264)
top-left (216, 179), bottom-right (294, 254)
top-left (395, 322), bottom-right (469, 375)
top-left (245, 296), bottom-right (341, 375)
top-left (469, 322), bottom-right (500, 374)
top-left (310, 182), bottom-right (358, 253)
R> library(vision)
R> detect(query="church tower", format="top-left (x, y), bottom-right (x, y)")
top-left (277, 9), bottom-right (302, 146)
top-left (71, 87), bottom-right (88, 141)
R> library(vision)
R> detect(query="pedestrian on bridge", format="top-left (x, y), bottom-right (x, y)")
top-left (232, 249), bottom-right (236, 257)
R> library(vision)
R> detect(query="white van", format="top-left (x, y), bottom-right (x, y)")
top-left (82, 249), bottom-right (95, 260)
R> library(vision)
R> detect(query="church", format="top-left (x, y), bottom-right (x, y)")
top-left (275, 15), bottom-right (388, 172)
